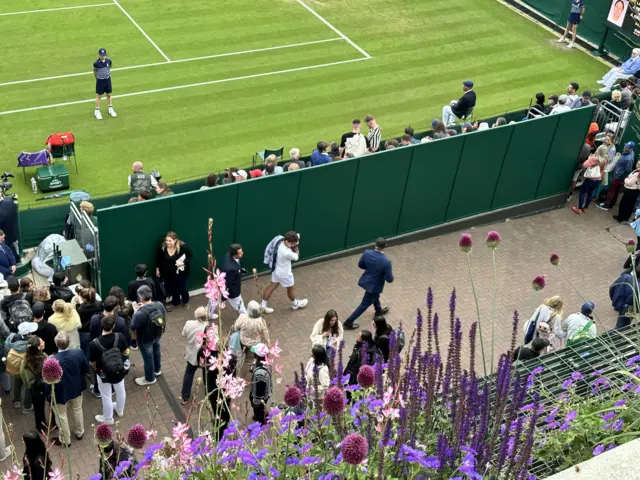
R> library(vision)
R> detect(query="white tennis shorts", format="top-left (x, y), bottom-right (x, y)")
top-left (271, 272), bottom-right (294, 288)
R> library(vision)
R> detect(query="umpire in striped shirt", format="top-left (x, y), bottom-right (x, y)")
top-left (93, 48), bottom-right (117, 120)
top-left (365, 115), bottom-right (382, 152)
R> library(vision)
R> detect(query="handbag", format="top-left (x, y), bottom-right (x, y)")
top-left (228, 331), bottom-right (242, 355)
top-left (523, 309), bottom-right (541, 345)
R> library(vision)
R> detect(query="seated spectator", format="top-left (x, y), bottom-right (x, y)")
top-left (137, 190), bottom-right (152, 201)
top-left (127, 198), bottom-right (138, 204)
top-left (128, 264), bottom-right (156, 302)
top-left (50, 272), bottom-right (73, 304)
top-left (384, 138), bottom-right (399, 150)
top-left (447, 128), bottom-right (458, 136)
top-left (48, 300), bottom-right (81, 350)
top-left (529, 92), bottom-right (546, 117)
top-left (155, 182), bottom-right (174, 197)
top-left (620, 80), bottom-right (633, 108)
top-left (477, 122), bottom-right (490, 131)
top-left (287, 163), bottom-right (300, 171)
top-left (565, 82), bottom-right (580, 106)
top-left (311, 142), bottom-right (332, 166)
top-left (232, 300), bottom-right (269, 349)
top-left (442, 80), bottom-right (476, 127)
top-left (400, 135), bottom-right (412, 146)
top-left (305, 345), bottom-right (330, 403)
top-left (233, 170), bottom-right (248, 182)
top-left (340, 119), bottom-right (369, 158)
top-left (492, 117), bottom-right (507, 128)
top-left (420, 136), bottom-right (433, 143)
top-left (461, 122), bottom-right (475, 133)
top-left (249, 169), bottom-right (263, 178)
top-left (128, 161), bottom-right (157, 194)
top-left (284, 149), bottom-right (305, 171)
top-left (545, 95), bottom-right (559, 115)
top-left (512, 338), bottom-right (549, 362)
top-left (200, 173), bottom-right (218, 190)
top-left (432, 121), bottom-right (449, 139)
top-left (550, 94), bottom-right (572, 114)
top-left (365, 115), bottom-right (382, 152)
top-left (570, 90), bottom-right (592, 109)
top-left (404, 126), bottom-right (420, 144)
top-left (330, 142), bottom-right (340, 158)
top-left (264, 155), bottom-right (284, 175)
top-left (561, 302), bottom-right (597, 344)
top-left (598, 48), bottom-right (640, 92)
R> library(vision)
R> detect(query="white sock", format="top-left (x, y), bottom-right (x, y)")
top-left (261, 300), bottom-right (267, 308)
top-left (292, 299), bottom-right (298, 306)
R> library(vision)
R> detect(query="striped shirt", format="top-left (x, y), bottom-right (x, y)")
top-left (367, 125), bottom-right (382, 151)
top-left (93, 58), bottom-right (112, 80)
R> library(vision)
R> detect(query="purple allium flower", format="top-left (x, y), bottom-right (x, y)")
top-left (341, 433), bottom-right (368, 465)
top-left (550, 253), bottom-right (560, 266)
top-left (323, 387), bottom-right (346, 416)
top-left (357, 365), bottom-right (375, 389)
top-left (95, 423), bottom-right (113, 447)
top-left (41, 357), bottom-right (63, 384)
top-left (532, 275), bottom-right (546, 291)
top-left (593, 444), bottom-right (605, 456)
top-left (486, 231), bottom-right (501, 249)
top-left (627, 239), bottom-right (637, 254)
top-left (127, 424), bottom-right (147, 450)
top-left (284, 386), bottom-right (303, 408)
top-left (459, 233), bottom-right (473, 253)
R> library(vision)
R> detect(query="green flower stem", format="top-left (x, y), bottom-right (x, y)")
top-left (282, 420), bottom-right (292, 479)
top-left (466, 253), bottom-right (487, 377)
top-left (490, 248), bottom-right (497, 376)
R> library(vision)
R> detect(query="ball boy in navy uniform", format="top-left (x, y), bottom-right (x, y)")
top-left (557, 0), bottom-right (585, 49)
top-left (93, 48), bottom-right (117, 120)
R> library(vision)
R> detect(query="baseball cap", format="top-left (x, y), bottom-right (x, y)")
top-left (98, 48), bottom-right (107, 56)
top-left (251, 343), bottom-right (269, 358)
top-left (249, 169), bottom-right (263, 178)
top-left (581, 302), bottom-right (595, 315)
top-left (18, 322), bottom-right (37, 336)
top-left (625, 141), bottom-right (636, 149)
top-left (32, 302), bottom-right (45, 318)
top-left (558, 94), bottom-right (568, 104)
top-left (233, 170), bottom-right (248, 180)
top-left (431, 119), bottom-right (440, 128)
top-left (463, 80), bottom-right (474, 88)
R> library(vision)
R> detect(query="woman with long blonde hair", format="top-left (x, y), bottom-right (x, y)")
top-left (155, 231), bottom-right (192, 311)
top-left (48, 300), bottom-right (81, 349)
top-left (524, 295), bottom-right (565, 353)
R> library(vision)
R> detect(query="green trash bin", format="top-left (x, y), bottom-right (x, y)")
top-left (37, 164), bottom-right (69, 192)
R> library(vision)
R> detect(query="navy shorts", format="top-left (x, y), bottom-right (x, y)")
top-left (96, 78), bottom-right (112, 95)
top-left (568, 12), bottom-right (581, 25)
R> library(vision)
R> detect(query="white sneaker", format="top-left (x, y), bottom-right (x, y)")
top-left (94, 414), bottom-right (114, 425)
top-left (567, 42), bottom-right (574, 49)
top-left (556, 37), bottom-right (565, 43)
top-left (596, 80), bottom-right (605, 85)
top-left (0, 445), bottom-right (13, 462)
top-left (94, 109), bottom-right (103, 120)
top-left (112, 402), bottom-right (124, 418)
top-left (154, 370), bottom-right (162, 376)
top-left (292, 299), bottom-right (308, 310)
top-left (108, 107), bottom-right (117, 118)
top-left (262, 306), bottom-right (274, 314)
top-left (135, 376), bottom-right (156, 386)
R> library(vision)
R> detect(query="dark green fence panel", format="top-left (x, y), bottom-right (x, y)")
top-left (346, 148), bottom-right (413, 247)
top-left (169, 186), bottom-right (238, 291)
top-left (20, 204), bottom-right (68, 248)
top-left (492, 116), bottom-right (559, 209)
top-left (521, 0), bottom-right (566, 23)
top-left (235, 173), bottom-right (301, 273)
top-left (98, 199), bottom-right (171, 293)
top-left (536, 107), bottom-right (594, 198)
top-left (294, 160), bottom-right (359, 259)
top-left (397, 136), bottom-right (465, 234)
top-left (170, 178), bottom-right (205, 195)
top-left (92, 193), bottom-right (132, 210)
top-left (446, 126), bottom-right (514, 221)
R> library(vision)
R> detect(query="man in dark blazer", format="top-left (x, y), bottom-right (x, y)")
top-left (442, 80), bottom-right (476, 126)
top-left (220, 244), bottom-right (247, 315)
top-left (51, 332), bottom-right (90, 447)
top-left (344, 237), bottom-right (394, 330)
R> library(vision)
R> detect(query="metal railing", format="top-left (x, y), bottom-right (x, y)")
top-left (595, 100), bottom-right (628, 144)
top-left (68, 202), bottom-right (100, 292)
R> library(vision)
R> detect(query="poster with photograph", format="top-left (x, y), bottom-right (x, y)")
top-left (608, 0), bottom-right (629, 27)
top-left (608, 0), bottom-right (640, 41)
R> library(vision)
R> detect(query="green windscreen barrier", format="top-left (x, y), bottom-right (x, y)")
top-left (169, 185), bottom-right (238, 291)
top-left (294, 160), bottom-right (359, 259)
top-left (521, 0), bottom-right (567, 24)
top-left (98, 198), bottom-right (171, 293)
top-left (20, 204), bottom-right (69, 248)
top-left (536, 106), bottom-right (594, 198)
top-left (234, 173), bottom-right (300, 273)
top-left (492, 115), bottom-right (559, 210)
top-left (397, 136), bottom-right (466, 234)
top-left (446, 126), bottom-right (514, 221)
top-left (345, 147), bottom-right (413, 248)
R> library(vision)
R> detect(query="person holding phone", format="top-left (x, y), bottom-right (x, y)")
top-left (156, 232), bottom-right (192, 311)
top-left (557, 0), bottom-right (585, 49)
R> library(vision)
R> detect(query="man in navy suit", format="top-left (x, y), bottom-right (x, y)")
top-left (51, 332), bottom-right (90, 447)
top-left (220, 244), bottom-right (247, 315)
top-left (344, 238), bottom-right (394, 330)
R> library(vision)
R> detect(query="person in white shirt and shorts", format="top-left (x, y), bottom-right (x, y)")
top-left (261, 231), bottom-right (308, 314)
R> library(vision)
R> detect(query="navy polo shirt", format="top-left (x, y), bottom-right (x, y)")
top-left (93, 58), bottom-right (112, 80)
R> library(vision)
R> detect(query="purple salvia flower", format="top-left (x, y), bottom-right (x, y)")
top-left (433, 312), bottom-right (441, 358)
top-left (299, 362), bottom-right (308, 398)
top-left (329, 343), bottom-right (337, 379)
top-left (336, 340), bottom-right (345, 391)
top-left (509, 311), bottom-right (520, 358)
top-left (468, 322), bottom-right (478, 378)
top-left (427, 288), bottom-right (433, 355)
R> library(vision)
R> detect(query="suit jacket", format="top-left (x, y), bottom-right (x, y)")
top-left (357, 250), bottom-right (394, 295)
top-left (0, 245), bottom-right (15, 279)
top-left (452, 90), bottom-right (476, 117)
top-left (220, 253), bottom-right (243, 299)
top-left (52, 348), bottom-right (90, 404)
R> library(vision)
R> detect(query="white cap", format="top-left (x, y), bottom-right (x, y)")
top-left (18, 322), bottom-right (38, 335)
top-left (233, 170), bottom-right (248, 180)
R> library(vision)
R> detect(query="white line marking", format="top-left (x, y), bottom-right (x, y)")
top-left (0, 3), bottom-right (114, 16)
top-left (295, 0), bottom-right (371, 59)
top-left (0, 38), bottom-right (342, 87)
top-left (0, 57), bottom-right (369, 116)
top-left (112, 0), bottom-right (171, 62)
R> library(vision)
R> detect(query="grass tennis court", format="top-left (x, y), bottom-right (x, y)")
top-left (0, 0), bottom-right (606, 206)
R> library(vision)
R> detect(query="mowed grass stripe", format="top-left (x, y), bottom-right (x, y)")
top-left (0, 0), bottom-right (103, 13)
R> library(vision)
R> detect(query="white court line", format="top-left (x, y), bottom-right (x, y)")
top-left (295, 0), bottom-right (371, 59)
top-left (0, 38), bottom-right (342, 87)
top-left (112, 0), bottom-right (171, 62)
top-left (0, 3), bottom-right (114, 16)
top-left (0, 57), bottom-right (369, 116)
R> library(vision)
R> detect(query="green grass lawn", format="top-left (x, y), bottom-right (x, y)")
top-left (0, 0), bottom-right (607, 207)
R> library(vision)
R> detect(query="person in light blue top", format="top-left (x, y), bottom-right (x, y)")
top-left (598, 48), bottom-right (640, 92)
top-left (631, 208), bottom-right (640, 244)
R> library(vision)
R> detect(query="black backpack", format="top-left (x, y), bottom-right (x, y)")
top-left (141, 303), bottom-right (166, 339)
top-left (8, 296), bottom-right (32, 333)
top-left (251, 363), bottom-right (272, 406)
top-left (93, 335), bottom-right (126, 384)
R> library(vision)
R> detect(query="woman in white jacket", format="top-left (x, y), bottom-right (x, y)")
top-left (309, 309), bottom-right (343, 353)
top-left (524, 296), bottom-right (565, 352)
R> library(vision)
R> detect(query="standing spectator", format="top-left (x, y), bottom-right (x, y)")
top-left (609, 265), bottom-right (640, 329)
top-left (109, 286), bottom-right (134, 324)
top-left (89, 315), bottom-right (129, 424)
top-left (131, 286), bottom-right (165, 386)
top-left (442, 81), bottom-right (476, 126)
top-left (572, 154), bottom-right (605, 214)
top-left (220, 244), bottom-right (247, 315)
top-left (9, 328), bottom-right (32, 413)
top-left (556, 0), bottom-right (584, 49)
top-left (404, 126), bottom-right (420, 144)
top-left (305, 345), bottom-right (330, 402)
top-left (179, 306), bottom-right (208, 404)
top-left (155, 182), bottom-right (174, 197)
top-left (365, 115), bottom-right (382, 152)
top-left (614, 160), bottom-right (640, 222)
top-left (565, 82), bottom-right (580, 106)
top-left (562, 302), bottom-right (597, 344)
top-left (156, 232), bottom-right (192, 311)
top-left (48, 300), bottom-right (81, 350)
top-left (0, 399), bottom-right (13, 461)
top-left (128, 161), bottom-right (157, 194)
top-left (76, 287), bottom-right (102, 360)
top-left (309, 309), bottom-right (344, 354)
top-left (599, 141), bottom-right (635, 210)
top-left (343, 238), bottom-right (394, 330)
top-left (249, 343), bottom-right (271, 424)
top-left (619, 79), bottom-right (633, 107)
top-left (344, 330), bottom-right (381, 385)
top-left (20, 278), bottom-right (34, 304)
top-left (50, 272), bottom-right (73, 304)
top-left (311, 142), bottom-right (332, 166)
top-left (340, 120), bottom-right (369, 158)
top-left (32, 287), bottom-right (53, 320)
top-left (31, 302), bottom-right (58, 355)
top-left (598, 48), bottom-right (640, 92)
top-left (0, 230), bottom-right (16, 280)
top-left (127, 264), bottom-right (156, 302)
top-left (21, 432), bottom-right (52, 480)
top-left (233, 300), bottom-right (270, 349)
top-left (200, 173), bottom-right (218, 190)
top-left (261, 231), bottom-right (308, 314)
top-left (372, 315), bottom-right (394, 362)
top-left (1, 277), bottom-right (30, 332)
top-left (51, 332), bottom-right (89, 446)
top-left (19, 337), bottom-right (49, 433)
top-left (512, 338), bottom-right (550, 362)
top-left (200, 346), bottom-right (236, 438)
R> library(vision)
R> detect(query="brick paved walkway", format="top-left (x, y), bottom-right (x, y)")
top-left (0, 204), bottom-right (632, 478)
